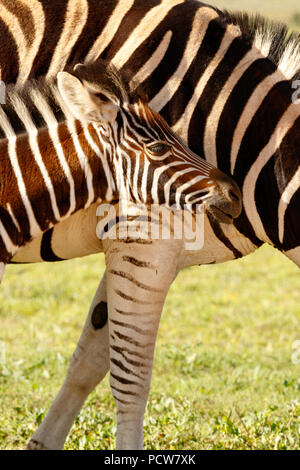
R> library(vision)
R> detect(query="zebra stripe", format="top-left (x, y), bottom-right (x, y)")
top-left (0, 0), bottom-right (299, 450)
top-left (0, 59), bottom-right (239, 263)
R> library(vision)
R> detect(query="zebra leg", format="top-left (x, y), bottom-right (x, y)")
top-left (27, 273), bottom-right (110, 450)
top-left (104, 238), bottom-right (181, 450)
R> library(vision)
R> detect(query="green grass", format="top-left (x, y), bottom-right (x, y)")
top-left (211, 0), bottom-right (300, 30)
top-left (0, 245), bottom-right (299, 450)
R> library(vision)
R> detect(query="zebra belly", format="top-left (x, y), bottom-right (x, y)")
top-left (177, 214), bottom-right (258, 268)
top-left (284, 247), bottom-right (300, 268)
top-left (11, 204), bottom-right (103, 263)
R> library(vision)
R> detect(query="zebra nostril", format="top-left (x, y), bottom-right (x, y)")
top-left (229, 189), bottom-right (240, 202)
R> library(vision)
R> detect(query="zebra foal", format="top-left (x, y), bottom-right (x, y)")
top-left (0, 60), bottom-right (240, 267)
top-left (0, 59), bottom-right (241, 449)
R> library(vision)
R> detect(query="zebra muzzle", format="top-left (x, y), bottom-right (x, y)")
top-left (206, 168), bottom-right (242, 224)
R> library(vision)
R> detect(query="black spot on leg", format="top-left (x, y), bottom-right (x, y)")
top-left (91, 301), bottom-right (108, 330)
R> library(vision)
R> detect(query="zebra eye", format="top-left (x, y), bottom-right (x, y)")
top-left (148, 142), bottom-right (170, 155)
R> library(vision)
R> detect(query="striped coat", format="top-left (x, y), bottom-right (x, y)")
top-left (0, 0), bottom-right (299, 450)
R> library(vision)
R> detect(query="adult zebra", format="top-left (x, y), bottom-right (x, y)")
top-left (0, 0), bottom-right (299, 449)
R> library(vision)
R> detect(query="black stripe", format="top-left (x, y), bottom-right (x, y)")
top-left (111, 345), bottom-right (145, 368)
top-left (110, 372), bottom-right (139, 386)
top-left (0, 208), bottom-right (20, 247)
top-left (110, 384), bottom-right (139, 397)
top-left (111, 358), bottom-right (143, 380)
top-left (216, 58), bottom-right (277, 176)
top-left (29, 0), bottom-right (68, 78)
top-left (188, 33), bottom-right (252, 158)
top-left (255, 153), bottom-right (281, 247)
top-left (161, 17), bottom-right (227, 128)
top-left (127, 1), bottom-right (201, 103)
top-left (0, 18), bottom-right (19, 83)
top-left (67, 0), bottom-right (119, 67)
top-left (111, 318), bottom-right (151, 335)
top-left (208, 212), bottom-right (243, 259)
top-left (122, 255), bottom-right (156, 269)
top-left (40, 228), bottom-right (64, 262)
top-left (114, 330), bottom-right (153, 349)
top-left (1, 0), bottom-right (34, 48)
top-left (100, 0), bottom-right (162, 62)
top-left (234, 81), bottom-right (292, 183)
top-left (282, 189), bottom-right (300, 251)
top-left (109, 269), bottom-right (161, 291)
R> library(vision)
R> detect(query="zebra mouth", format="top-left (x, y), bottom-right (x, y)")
top-left (208, 205), bottom-right (234, 224)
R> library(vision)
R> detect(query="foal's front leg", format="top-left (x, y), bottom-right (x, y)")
top-left (104, 238), bottom-right (181, 450)
top-left (27, 273), bottom-right (110, 450)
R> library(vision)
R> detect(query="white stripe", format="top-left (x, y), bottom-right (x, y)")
top-left (130, 30), bottom-right (173, 91)
top-left (8, 94), bottom-right (61, 221)
top-left (48, 0), bottom-right (88, 76)
top-left (133, 152), bottom-right (142, 203)
top-left (151, 161), bottom-right (185, 203)
top-left (80, 124), bottom-right (97, 207)
top-left (141, 157), bottom-right (150, 203)
top-left (278, 166), bottom-right (300, 243)
top-left (90, 125), bottom-right (116, 200)
top-left (0, 219), bottom-right (18, 255)
top-left (243, 104), bottom-right (300, 244)
top-left (204, 48), bottom-right (257, 168)
top-left (112, 0), bottom-right (184, 68)
top-left (30, 88), bottom-right (76, 217)
top-left (0, 106), bottom-right (16, 138)
top-left (28, 132), bottom-right (61, 221)
top-left (163, 166), bottom-right (197, 204)
top-left (175, 175), bottom-right (207, 207)
top-left (150, 7), bottom-right (215, 111)
top-left (85, 0), bottom-right (135, 63)
top-left (48, 126), bottom-right (76, 216)
top-left (16, 0), bottom-right (46, 85)
top-left (0, 106), bottom-right (40, 236)
top-left (6, 203), bottom-right (21, 232)
top-left (0, 4), bottom-right (25, 79)
top-left (230, 71), bottom-right (279, 174)
top-left (8, 136), bottom-right (41, 236)
top-left (173, 23), bottom-right (241, 143)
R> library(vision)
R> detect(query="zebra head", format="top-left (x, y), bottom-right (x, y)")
top-left (57, 61), bottom-right (242, 224)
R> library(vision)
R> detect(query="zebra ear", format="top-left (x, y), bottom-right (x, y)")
top-left (57, 71), bottom-right (119, 124)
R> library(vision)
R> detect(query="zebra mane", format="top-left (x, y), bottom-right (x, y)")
top-left (220, 9), bottom-right (300, 81)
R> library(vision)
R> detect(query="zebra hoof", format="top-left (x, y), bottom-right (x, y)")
top-left (26, 439), bottom-right (50, 450)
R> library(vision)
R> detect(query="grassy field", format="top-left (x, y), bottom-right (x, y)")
top-left (0, 246), bottom-right (299, 450)
top-left (211, 0), bottom-right (300, 29)
top-left (0, 0), bottom-right (300, 452)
